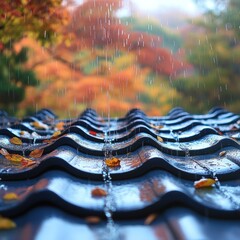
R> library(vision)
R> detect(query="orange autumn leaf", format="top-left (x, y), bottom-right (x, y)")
top-left (91, 187), bottom-right (107, 197)
top-left (43, 139), bottom-right (55, 144)
top-left (194, 178), bottom-right (217, 189)
top-left (10, 137), bottom-right (22, 145)
top-left (21, 158), bottom-right (36, 168)
top-left (0, 216), bottom-right (16, 230)
top-left (144, 213), bottom-right (158, 225)
top-left (85, 216), bottom-right (101, 224)
top-left (150, 124), bottom-right (163, 130)
top-left (105, 157), bottom-right (121, 168)
top-left (29, 149), bottom-right (44, 158)
top-left (0, 148), bottom-right (9, 156)
top-left (3, 192), bottom-right (19, 201)
top-left (31, 121), bottom-right (48, 130)
top-left (55, 122), bottom-right (65, 131)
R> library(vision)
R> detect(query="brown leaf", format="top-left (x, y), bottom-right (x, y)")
top-left (91, 187), bottom-right (107, 197)
top-left (105, 157), bottom-right (121, 168)
top-left (3, 192), bottom-right (19, 201)
top-left (219, 151), bottom-right (226, 157)
top-left (144, 213), bottom-right (158, 225)
top-left (85, 216), bottom-right (101, 224)
top-left (0, 216), bottom-right (16, 229)
top-left (194, 178), bottom-right (217, 189)
top-left (29, 149), bottom-right (44, 158)
top-left (10, 137), bottom-right (22, 145)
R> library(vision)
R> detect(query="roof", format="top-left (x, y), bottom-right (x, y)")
top-left (0, 107), bottom-right (240, 239)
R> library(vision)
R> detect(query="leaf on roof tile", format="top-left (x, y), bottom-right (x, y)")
top-left (3, 192), bottom-right (19, 201)
top-left (0, 148), bottom-right (9, 156)
top-left (157, 136), bottom-right (163, 142)
top-left (51, 131), bottom-right (62, 139)
top-left (89, 130), bottom-right (97, 136)
top-left (91, 187), bottom-right (107, 197)
top-left (85, 216), bottom-right (101, 224)
top-left (219, 151), bottom-right (226, 157)
top-left (105, 157), bottom-right (121, 168)
top-left (150, 124), bottom-right (163, 130)
top-left (31, 121), bottom-right (48, 130)
top-left (0, 216), bottom-right (16, 229)
top-left (10, 137), bottom-right (22, 145)
top-left (29, 149), bottom-right (44, 158)
top-left (55, 122), bottom-right (65, 131)
top-left (194, 178), bottom-right (217, 189)
top-left (5, 154), bottom-right (36, 167)
top-left (144, 213), bottom-right (158, 225)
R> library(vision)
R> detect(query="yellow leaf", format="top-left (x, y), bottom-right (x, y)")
top-left (144, 213), bottom-right (158, 225)
top-left (0, 216), bottom-right (16, 229)
top-left (5, 154), bottom-right (24, 163)
top-left (91, 187), bottom-right (107, 197)
top-left (51, 131), bottom-right (61, 139)
top-left (194, 178), bottom-right (217, 189)
top-left (29, 149), bottom-right (44, 158)
top-left (3, 192), bottom-right (19, 201)
top-left (10, 137), bottom-right (22, 145)
top-left (105, 157), bottom-right (121, 168)
top-left (157, 136), bottom-right (163, 142)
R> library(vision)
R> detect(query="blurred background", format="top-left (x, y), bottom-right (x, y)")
top-left (0, 0), bottom-right (239, 118)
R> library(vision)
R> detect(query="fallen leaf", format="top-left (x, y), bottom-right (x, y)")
top-left (194, 178), bottom-right (217, 189)
top-left (51, 131), bottom-right (61, 139)
top-left (91, 187), bottom-right (107, 197)
top-left (89, 130), bottom-right (97, 136)
top-left (55, 122), bottom-right (65, 131)
top-left (20, 131), bottom-right (30, 136)
top-left (29, 149), bottom-right (44, 158)
top-left (85, 216), bottom-right (101, 224)
top-left (144, 213), bottom-right (158, 225)
top-left (219, 151), bottom-right (226, 157)
top-left (0, 216), bottom-right (16, 229)
top-left (157, 136), bottom-right (163, 142)
top-left (5, 154), bottom-right (24, 163)
top-left (0, 148), bottom-right (9, 156)
top-left (20, 158), bottom-right (36, 168)
top-left (10, 137), bottom-right (22, 145)
top-left (31, 121), bottom-right (48, 130)
top-left (150, 124), bottom-right (163, 130)
top-left (5, 154), bottom-right (36, 167)
top-left (3, 192), bottom-right (19, 201)
top-left (105, 157), bottom-right (121, 168)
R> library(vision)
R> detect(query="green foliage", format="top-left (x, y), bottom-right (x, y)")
top-left (175, 0), bottom-right (240, 113)
top-left (121, 17), bottom-right (182, 52)
top-left (0, 47), bottom-right (38, 113)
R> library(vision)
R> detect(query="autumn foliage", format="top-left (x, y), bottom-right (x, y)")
top-left (11, 0), bottom-right (188, 117)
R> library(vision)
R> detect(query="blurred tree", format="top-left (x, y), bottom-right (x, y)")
top-left (174, 0), bottom-right (240, 112)
top-left (0, 0), bottom-right (69, 113)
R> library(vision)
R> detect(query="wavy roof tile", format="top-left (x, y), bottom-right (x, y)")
top-left (0, 107), bottom-right (239, 239)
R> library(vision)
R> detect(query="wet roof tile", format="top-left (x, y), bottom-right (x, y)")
top-left (0, 107), bottom-right (240, 239)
